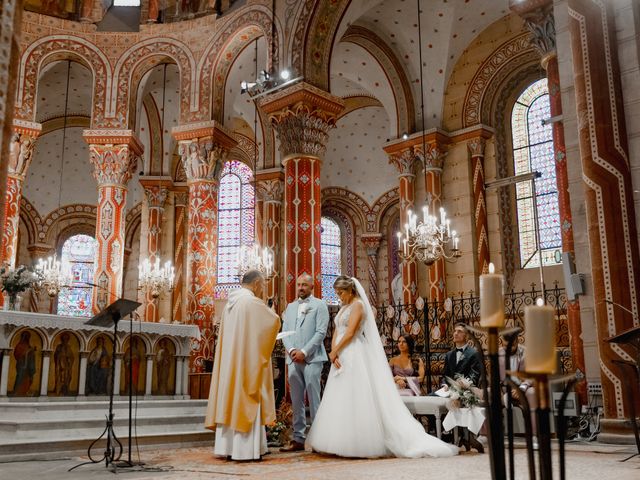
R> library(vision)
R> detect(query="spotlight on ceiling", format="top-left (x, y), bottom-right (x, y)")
top-left (280, 69), bottom-right (291, 80)
top-left (240, 80), bottom-right (257, 94)
top-left (402, 132), bottom-right (409, 140)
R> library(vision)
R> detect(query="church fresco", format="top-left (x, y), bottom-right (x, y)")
top-left (24, 0), bottom-right (79, 20)
top-left (47, 331), bottom-right (80, 396)
top-left (8, 329), bottom-right (42, 397)
top-left (121, 335), bottom-right (146, 395)
top-left (152, 337), bottom-right (176, 395)
top-left (85, 334), bottom-right (112, 395)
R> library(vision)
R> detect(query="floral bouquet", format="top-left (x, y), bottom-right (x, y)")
top-left (0, 265), bottom-right (40, 296)
top-left (266, 398), bottom-right (293, 446)
top-left (445, 374), bottom-right (482, 410)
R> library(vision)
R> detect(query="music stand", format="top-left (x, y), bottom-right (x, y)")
top-left (69, 299), bottom-right (141, 472)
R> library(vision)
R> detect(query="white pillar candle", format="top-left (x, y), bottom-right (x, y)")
top-left (524, 298), bottom-right (557, 374)
top-left (480, 263), bottom-right (505, 327)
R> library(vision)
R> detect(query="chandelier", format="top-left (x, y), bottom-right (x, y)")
top-left (237, 243), bottom-right (274, 279)
top-left (35, 254), bottom-right (73, 298)
top-left (397, 206), bottom-right (461, 266)
top-left (138, 258), bottom-right (174, 299)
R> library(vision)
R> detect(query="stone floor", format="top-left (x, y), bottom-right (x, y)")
top-left (1, 441), bottom-right (638, 480)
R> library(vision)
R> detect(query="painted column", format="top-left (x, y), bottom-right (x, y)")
top-left (84, 130), bottom-right (143, 313)
top-left (260, 83), bottom-right (344, 302)
top-left (40, 351), bottom-right (50, 396)
top-left (0, 123), bottom-right (41, 270)
top-left (361, 233), bottom-right (382, 307)
top-left (255, 171), bottom-right (284, 308)
top-left (567, 0), bottom-right (640, 430)
top-left (171, 190), bottom-right (188, 323)
top-left (139, 178), bottom-right (171, 322)
top-left (467, 133), bottom-right (492, 277)
top-left (0, 349), bottom-right (10, 396)
top-left (172, 121), bottom-right (237, 372)
top-left (512, 0), bottom-right (589, 407)
top-left (145, 354), bottom-right (154, 396)
top-left (78, 352), bottom-right (88, 396)
top-left (175, 356), bottom-right (184, 396)
top-left (384, 146), bottom-right (418, 305)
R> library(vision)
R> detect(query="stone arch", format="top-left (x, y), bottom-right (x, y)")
top-left (231, 132), bottom-right (257, 170)
top-left (111, 38), bottom-right (197, 128)
top-left (125, 202), bottom-right (143, 251)
top-left (141, 93), bottom-right (163, 175)
top-left (371, 188), bottom-right (399, 234)
top-left (39, 204), bottom-right (97, 247)
top-left (18, 197), bottom-right (42, 246)
top-left (340, 25), bottom-right (415, 136)
top-left (197, 5), bottom-right (282, 122)
top-left (16, 36), bottom-right (111, 126)
top-left (321, 187), bottom-right (369, 232)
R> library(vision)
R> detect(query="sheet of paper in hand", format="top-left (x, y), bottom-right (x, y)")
top-left (434, 386), bottom-right (450, 398)
top-left (276, 331), bottom-right (295, 341)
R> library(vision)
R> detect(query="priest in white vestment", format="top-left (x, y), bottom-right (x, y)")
top-left (205, 269), bottom-right (280, 460)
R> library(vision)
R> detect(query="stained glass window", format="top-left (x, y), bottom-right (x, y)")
top-left (321, 217), bottom-right (341, 305)
top-left (57, 234), bottom-right (97, 317)
top-left (216, 160), bottom-right (255, 298)
top-left (511, 78), bottom-right (562, 268)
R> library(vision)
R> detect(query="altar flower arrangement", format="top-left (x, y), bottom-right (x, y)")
top-left (0, 265), bottom-right (40, 310)
top-left (446, 374), bottom-right (482, 409)
top-left (266, 398), bottom-right (293, 446)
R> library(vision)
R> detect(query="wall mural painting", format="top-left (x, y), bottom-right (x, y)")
top-left (24, 0), bottom-right (79, 20)
top-left (48, 331), bottom-right (80, 396)
top-left (86, 334), bottom-right (112, 395)
top-left (121, 336), bottom-right (146, 396)
top-left (152, 337), bottom-right (176, 395)
top-left (8, 329), bottom-right (43, 397)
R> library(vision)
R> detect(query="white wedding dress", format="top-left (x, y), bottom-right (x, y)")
top-left (307, 279), bottom-right (458, 458)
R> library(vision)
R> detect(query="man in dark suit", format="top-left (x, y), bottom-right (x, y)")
top-left (442, 323), bottom-right (482, 386)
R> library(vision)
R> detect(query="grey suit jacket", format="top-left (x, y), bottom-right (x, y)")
top-left (282, 296), bottom-right (329, 365)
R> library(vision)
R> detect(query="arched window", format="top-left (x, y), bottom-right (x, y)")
top-left (321, 217), bottom-right (341, 304)
top-left (57, 234), bottom-right (97, 317)
top-left (216, 160), bottom-right (255, 297)
top-left (511, 78), bottom-right (562, 268)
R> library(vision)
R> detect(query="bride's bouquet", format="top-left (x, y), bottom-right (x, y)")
top-left (445, 374), bottom-right (482, 410)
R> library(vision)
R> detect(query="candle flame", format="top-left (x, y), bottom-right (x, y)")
top-left (488, 262), bottom-right (495, 274)
top-left (536, 297), bottom-right (544, 307)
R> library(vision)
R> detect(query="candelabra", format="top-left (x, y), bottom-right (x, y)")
top-left (237, 243), bottom-right (274, 279)
top-left (35, 254), bottom-right (72, 297)
top-left (397, 206), bottom-right (461, 265)
top-left (138, 258), bottom-right (174, 299)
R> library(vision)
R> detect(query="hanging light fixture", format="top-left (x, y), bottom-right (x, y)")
top-left (138, 64), bottom-right (175, 299)
top-left (35, 61), bottom-right (73, 298)
top-left (396, 0), bottom-right (461, 267)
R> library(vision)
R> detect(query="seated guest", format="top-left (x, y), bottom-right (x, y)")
top-left (500, 341), bottom-right (537, 436)
top-left (442, 323), bottom-right (481, 388)
top-left (389, 335), bottom-right (425, 396)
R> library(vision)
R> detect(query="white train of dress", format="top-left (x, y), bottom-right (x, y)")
top-left (307, 281), bottom-right (458, 459)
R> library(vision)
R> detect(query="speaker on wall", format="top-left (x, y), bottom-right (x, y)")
top-left (562, 252), bottom-right (585, 301)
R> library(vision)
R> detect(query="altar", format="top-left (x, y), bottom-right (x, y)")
top-left (0, 311), bottom-right (199, 399)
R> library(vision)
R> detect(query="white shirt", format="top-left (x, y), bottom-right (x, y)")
top-left (290, 296), bottom-right (312, 357)
top-left (455, 344), bottom-right (468, 364)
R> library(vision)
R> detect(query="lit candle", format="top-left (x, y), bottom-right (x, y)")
top-left (524, 298), bottom-right (557, 374)
top-left (422, 206), bottom-right (428, 223)
top-left (480, 262), bottom-right (505, 327)
top-left (405, 223), bottom-right (410, 236)
top-left (440, 207), bottom-right (445, 225)
top-left (403, 238), bottom-right (408, 255)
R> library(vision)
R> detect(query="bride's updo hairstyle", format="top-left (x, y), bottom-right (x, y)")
top-left (333, 276), bottom-right (358, 296)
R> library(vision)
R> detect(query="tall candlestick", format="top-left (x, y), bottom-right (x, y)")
top-left (480, 262), bottom-right (505, 327)
top-left (524, 298), bottom-right (557, 373)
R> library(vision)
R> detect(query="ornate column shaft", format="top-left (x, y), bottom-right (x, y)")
top-left (84, 130), bottom-right (142, 313)
top-left (467, 131), bottom-right (492, 277)
top-left (260, 83), bottom-right (344, 302)
top-left (567, 0), bottom-right (640, 426)
top-left (172, 121), bottom-right (236, 372)
top-left (256, 171), bottom-right (284, 307)
top-left (361, 234), bottom-right (383, 307)
top-left (139, 178), bottom-right (171, 322)
top-left (171, 190), bottom-right (188, 323)
top-left (513, 0), bottom-right (588, 407)
top-left (40, 351), bottom-right (51, 396)
top-left (1, 123), bottom-right (41, 270)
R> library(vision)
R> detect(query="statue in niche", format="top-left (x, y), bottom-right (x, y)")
top-left (53, 332), bottom-right (74, 395)
top-left (86, 336), bottom-right (110, 395)
top-left (155, 338), bottom-right (174, 395)
top-left (13, 331), bottom-right (37, 396)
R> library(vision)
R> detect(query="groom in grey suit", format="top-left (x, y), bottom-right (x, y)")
top-left (280, 273), bottom-right (329, 451)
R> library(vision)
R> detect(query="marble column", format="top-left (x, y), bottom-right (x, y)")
top-left (84, 130), bottom-right (143, 313)
top-left (78, 352), bottom-right (88, 396)
top-left (113, 353), bottom-right (123, 396)
top-left (567, 0), bottom-right (640, 428)
top-left (175, 356), bottom-right (183, 396)
top-left (145, 354), bottom-right (154, 396)
top-left (139, 178), bottom-right (171, 322)
top-left (40, 351), bottom-right (51, 396)
top-left (384, 145), bottom-right (418, 305)
top-left (1, 123), bottom-right (40, 272)
top-left (171, 190), bottom-right (188, 323)
top-left (260, 83), bottom-right (344, 302)
top-left (256, 171), bottom-right (284, 308)
top-left (512, 0), bottom-right (588, 406)
top-left (361, 233), bottom-right (382, 307)
top-left (0, 349), bottom-right (10, 396)
top-left (172, 121), bottom-right (237, 372)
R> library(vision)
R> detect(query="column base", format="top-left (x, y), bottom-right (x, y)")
top-left (599, 418), bottom-right (640, 445)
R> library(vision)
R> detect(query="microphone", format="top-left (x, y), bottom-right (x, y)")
top-left (603, 298), bottom-right (636, 318)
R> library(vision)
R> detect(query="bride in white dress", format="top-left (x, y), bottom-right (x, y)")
top-left (307, 276), bottom-right (458, 458)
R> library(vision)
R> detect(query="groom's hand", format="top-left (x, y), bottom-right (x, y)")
top-left (291, 350), bottom-right (306, 363)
